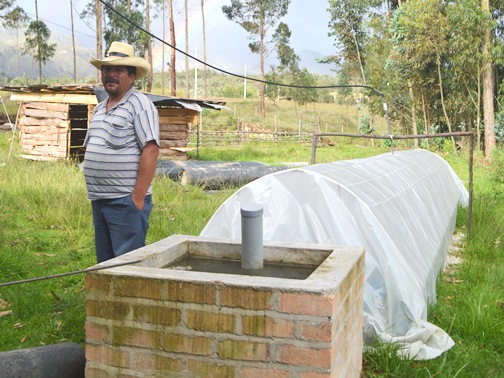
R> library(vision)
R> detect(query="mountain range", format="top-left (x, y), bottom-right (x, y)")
top-left (0, 26), bottom-right (335, 84)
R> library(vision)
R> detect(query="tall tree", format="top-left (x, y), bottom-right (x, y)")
top-left (146, 0), bottom-right (153, 92)
top-left (80, 0), bottom-right (103, 82)
top-left (201, 0), bottom-right (207, 98)
top-left (1, 4), bottom-right (29, 78)
top-left (389, 0), bottom-right (457, 153)
top-left (81, 0), bottom-right (147, 58)
top-left (161, 0), bottom-right (166, 94)
top-left (482, 0), bottom-right (496, 157)
top-left (23, 0), bottom-right (56, 84)
top-left (96, 0), bottom-right (102, 83)
top-left (447, 0), bottom-right (487, 151)
top-left (0, 0), bottom-right (13, 12)
top-left (82, 0), bottom-right (149, 84)
top-left (168, 0), bottom-right (176, 96)
top-left (185, 0), bottom-right (189, 97)
top-left (326, 0), bottom-right (378, 84)
top-left (70, 0), bottom-right (77, 81)
top-left (223, 0), bottom-right (291, 118)
top-left (266, 22), bottom-right (300, 101)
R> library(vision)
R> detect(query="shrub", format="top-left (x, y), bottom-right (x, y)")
top-left (495, 111), bottom-right (504, 143)
top-left (358, 113), bottom-right (374, 135)
top-left (491, 147), bottom-right (504, 183)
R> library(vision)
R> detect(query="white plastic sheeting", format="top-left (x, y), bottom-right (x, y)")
top-left (200, 149), bottom-right (469, 360)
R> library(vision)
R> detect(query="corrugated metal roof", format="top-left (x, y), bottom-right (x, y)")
top-left (1, 84), bottom-right (228, 111)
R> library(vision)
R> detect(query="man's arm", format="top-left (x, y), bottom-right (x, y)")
top-left (132, 140), bottom-right (159, 210)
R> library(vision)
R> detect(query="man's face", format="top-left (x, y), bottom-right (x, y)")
top-left (102, 65), bottom-right (135, 98)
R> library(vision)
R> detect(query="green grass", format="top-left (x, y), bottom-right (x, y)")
top-left (1, 131), bottom-right (503, 377)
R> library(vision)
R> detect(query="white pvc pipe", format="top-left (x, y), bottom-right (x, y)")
top-left (240, 203), bottom-right (263, 269)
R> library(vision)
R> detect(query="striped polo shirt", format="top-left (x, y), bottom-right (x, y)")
top-left (83, 86), bottom-right (160, 200)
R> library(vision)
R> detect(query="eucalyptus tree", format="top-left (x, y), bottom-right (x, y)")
top-left (70, 0), bottom-right (77, 81)
top-left (185, 0), bottom-right (189, 97)
top-left (269, 22), bottom-right (317, 108)
top-left (482, 0), bottom-right (496, 157)
top-left (81, 0), bottom-right (148, 69)
top-left (167, 0), bottom-right (175, 96)
top-left (145, 0), bottom-right (153, 92)
top-left (388, 0), bottom-right (458, 154)
top-left (222, 0), bottom-right (291, 118)
top-left (201, 0), bottom-right (208, 98)
top-left (23, 0), bottom-right (56, 84)
top-left (1, 4), bottom-right (29, 78)
top-left (326, 0), bottom-right (383, 85)
top-left (0, 0), bottom-right (13, 12)
top-left (446, 0), bottom-right (487, 151)
top-left (325, 0), bottom-right (394, 138)
top-left (266, 22), bottom-right (300, 100)
top-left (291, 68), bottom-right (317, 108)
top-left (23, 20), bottom-right (56, 83)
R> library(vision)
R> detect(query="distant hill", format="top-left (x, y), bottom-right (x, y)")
top-left (0, 27), bottom-right (97, 82)
top-left (0, 26), bottom-right (335, 84)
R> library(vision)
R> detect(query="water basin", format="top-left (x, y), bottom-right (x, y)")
top-left (165, 254), bottom-right (317, 279)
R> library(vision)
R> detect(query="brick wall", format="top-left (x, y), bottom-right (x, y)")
top-left (85, 248), bottom-right (364, 377)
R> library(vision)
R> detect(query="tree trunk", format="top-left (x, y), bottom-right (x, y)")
top-left (146, 0), bottom-right (153, 92)
top-left (259, 11), bottom-right (265, 118)
top-left (353, 32), bottom-right (366, 85)
top-left (16, 28), bottom-right (22, 79)
top-left (70, 0), bottom-right (77, 82)
top-left (436, 51), bottom-right (457, 154)
top-left (162, 2), bottom-right (165, 95)
top-left (408, 81), bottom-right (418, 148)
top-left (482, 0), bottom-right (496, 158)
top-left (185, 0), bottom-right (189, 97)
top-left (168, 0), bottom-right (176, 96)
top-left (421, 89), bottom-right (429, 147)
top-left (96, 0), bottom-right (102, 83)
top-left (126, 0), bottom-right (132, 44)
top-left (201, 0), bottom-right (207, 98)
top-left (35, 0), bottom-right (42, 83)
top-left (476, 65), bottom-right (482, 151)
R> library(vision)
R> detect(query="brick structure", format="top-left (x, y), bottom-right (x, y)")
top-left (85, 235), bottom-right (365, 377)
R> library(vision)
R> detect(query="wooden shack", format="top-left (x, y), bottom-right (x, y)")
top-left (2, 84), bottom-right (226, 161)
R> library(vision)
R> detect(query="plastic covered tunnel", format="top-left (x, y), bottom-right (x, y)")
top-left (200, 149), bottom-right (469, 360)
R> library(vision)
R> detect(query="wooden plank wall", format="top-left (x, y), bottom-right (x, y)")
top-left (158, 107), bottom-right (198, 159)
top-left (17, 102), bottom-right (197, 160)
top-left (19, 101), bottom-right (70, 159)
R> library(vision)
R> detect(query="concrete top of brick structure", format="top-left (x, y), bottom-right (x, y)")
top-left (89, 234), bottom-right (364, 295)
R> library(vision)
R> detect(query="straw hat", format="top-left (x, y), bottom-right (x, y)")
top-left (90, 41), bottom-right (150, 80)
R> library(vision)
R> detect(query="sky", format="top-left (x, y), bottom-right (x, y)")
top-left (14, 0), bottom-right (337, 75)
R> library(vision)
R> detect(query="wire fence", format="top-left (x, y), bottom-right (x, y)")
top-left (188, 116), bottom-right (326, 147)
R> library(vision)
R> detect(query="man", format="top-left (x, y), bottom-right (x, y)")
top-left (84, 41), bottom-right (160, 263)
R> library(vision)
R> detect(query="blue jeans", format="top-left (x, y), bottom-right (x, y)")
top-left (91, 194), bottom-right (153, 263)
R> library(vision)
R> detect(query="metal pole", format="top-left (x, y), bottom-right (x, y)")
top-left (468, 132), bottom-right (474, 237)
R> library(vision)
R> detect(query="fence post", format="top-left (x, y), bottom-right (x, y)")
top-left (311, 135), bottom-right (319, 164)
top-left (239, 118), bottom-right (244, 144)
top-left (274, 115), bottom-right (278, 145)
top-left (198, 111), bottom-right (203, 146)
top-left (298, 111), bottom-right (303, 143)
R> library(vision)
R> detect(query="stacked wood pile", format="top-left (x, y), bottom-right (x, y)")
top-left (19, 101), bottom-right (71, 159)
top-left (157, 107), bottom-right (198, 159)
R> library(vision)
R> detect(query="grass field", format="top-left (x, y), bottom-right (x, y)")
top-left (0, 127), bottom-right (503, 376)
